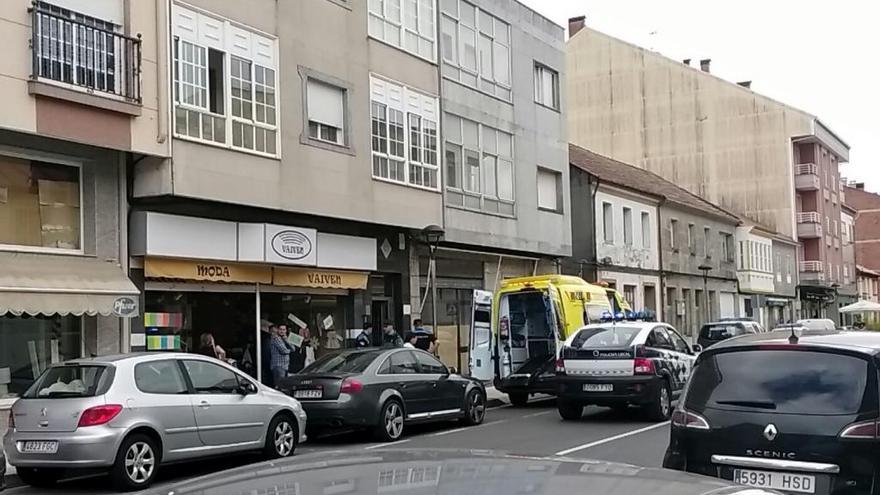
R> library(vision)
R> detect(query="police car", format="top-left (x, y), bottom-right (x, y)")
top-left (555, 320), bottom-right (698, 422)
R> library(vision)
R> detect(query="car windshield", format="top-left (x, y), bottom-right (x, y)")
top-left (23, 365), bottom-right (107, 399)
top-left (570, 325), bottom-right (640, 349)
top-left (302, 351), bottom-right (381, 374)
top-left (699, 324), bottom-right (746, 341)
top-left (686, 349), bottom-right (873, 415)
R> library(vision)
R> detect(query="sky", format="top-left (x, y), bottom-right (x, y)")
top-left (519, 0), bottom-right (879, 192)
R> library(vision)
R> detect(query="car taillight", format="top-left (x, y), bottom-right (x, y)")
top-left (671, 408), bottom-right (710, 430)
top-left (633, 357), bottom-right (655, 375)
top-left (77, 404), bottom-right (123, 427)
top-left (840, 419), bottom-right (880, 440)
top-left (340, 377), bottom-right (363, 394)
top-left (7, 410), bottom-right (14, 430)
top-left (555, 357), bottom-right (565, 373)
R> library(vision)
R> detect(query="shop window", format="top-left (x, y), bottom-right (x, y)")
top-left (0, 156), bottom-right (81, 251)
top-left (0, 315), bottom-right (82, 399)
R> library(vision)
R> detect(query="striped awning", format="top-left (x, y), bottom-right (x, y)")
top-left (0, 251), bottom-right (139, 317)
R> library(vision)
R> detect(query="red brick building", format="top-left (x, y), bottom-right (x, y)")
top-left (844, 184), bottom-right (880, 273)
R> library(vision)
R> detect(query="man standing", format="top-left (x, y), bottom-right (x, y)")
top-left (382, 323), bottom-right (403, 347)
top-left (270, 324), bottom-right (293, 387)
top-left (411, 318), bottom-right (438, 355)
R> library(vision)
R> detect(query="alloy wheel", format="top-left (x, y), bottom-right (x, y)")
top-left (470, 392), bottom-right (486, 423)
top-left (124, 441), bottom-right (155, 484)
top-left (274, 420), bottom-right (295, 456)
top-left (660, 386), bottom-right (671, 417)
top-left (385, 402), bottom-right (404, 439)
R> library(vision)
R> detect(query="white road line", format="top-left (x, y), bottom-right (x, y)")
top-left (522, 410), bottom-right (554, 419)
top-left (430, 426), bottom-right (468, 437)
top-left (364, 439), bottom-right (411, 450)
top-left (554, 421), bottom-right (671, 456)
top-left (430, 419), bottom-right (509, 437)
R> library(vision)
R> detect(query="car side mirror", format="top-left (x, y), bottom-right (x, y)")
top-left (239, 381), bottom-right (258, 395)
top-left (448, 366), bottom-right (457, 375)
top-left (692, 344), bottom-right (703, 354)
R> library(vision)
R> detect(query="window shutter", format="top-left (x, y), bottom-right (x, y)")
top-left (307, 80), bottom-right (345, 129)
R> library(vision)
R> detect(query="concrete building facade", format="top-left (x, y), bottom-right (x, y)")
top-left (0, 0), bottom-right (167, 429)
top-left (565, 17), bottom-right (850, 320)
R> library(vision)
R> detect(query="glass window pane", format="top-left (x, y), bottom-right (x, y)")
top-left (441, 0), bottom-right (458, 16)
top-left (482, 154), bottom-right (497, 198)
top-left (494, 42), bottom-right (509, 85)
top-left (441, 16), bottom-right (457, 63)
top-left (233, 121), bottom-right (243, 147)
top-left (465, 149), bottom-right (480, 193)
top-left (497, 158), bottom-right (514, 201)
top-left (445, 143), bottom-right (461, 189)
top-left (462, 118), bottom-right (478, 148)
top-left (482, 126), bottom-right (497, 154)
top-left (497, 131), bottom-right (512, 157)
top-left (135, 360), bottom-right (188, 394)
top-left (460, 2), bottom-right (475, 26)
top-left (460, 25), bottom-right (477, 71)
top-left (478, 34), bottom-right (492, 78)
top-left (183, 360), bottom-right (239, 394)
top-left (265, 130), bottom-right (276, 154)
top-left (494, 19), bottom-right (509, 44)
top-left (445, 113), bottom-right (462, 143)
top-left (479, 11), bottom-right (493, 35)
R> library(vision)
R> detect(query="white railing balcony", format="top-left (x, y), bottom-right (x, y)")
top-left (800, 260), bottom-right (823, 272)
top-left (795, 163), bottom-right (818, 175)
top-left (796, 212), bottom-right (822, 239)
top-left (796, 212), bottom-right (820, 223)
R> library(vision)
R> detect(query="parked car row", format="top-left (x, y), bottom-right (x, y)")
top-left (1, 347), bottom-right (485, 491)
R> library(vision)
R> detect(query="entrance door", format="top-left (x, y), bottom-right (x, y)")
top-left (371, 300), bottom-right (390, 345)
top-left (469, 290), bottom-right (493, 382)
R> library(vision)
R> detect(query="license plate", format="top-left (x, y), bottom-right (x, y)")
top-left (20, 441), bottom-right (59, 454)
top-left (583, 383), bottom-right (613, 392)
top-left (734, 469), bottom-right (815, 493)
top-left (293, 389), bottom-right (322, 399)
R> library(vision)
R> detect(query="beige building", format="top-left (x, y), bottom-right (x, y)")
top-left (0, 0), bottom-right (168, 431)
top-left (565, 16), bottom-right (850, 318)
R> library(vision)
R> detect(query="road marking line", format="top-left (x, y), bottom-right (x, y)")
top-left (430, 419), bottom-right (509, 437)
top-left (522, 410), bottom-right (554, 419)
top-left (364, 439), bottom-right (411, 450)
top-left (554, 421), bottom-right (670, 456)
top-left (431, 426), bottom-right (468, 436)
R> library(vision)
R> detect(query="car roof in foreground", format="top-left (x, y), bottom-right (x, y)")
top-left (707, 329), bottom-right (880, 355)
top-left (162, 449), bottom-right (764, 495)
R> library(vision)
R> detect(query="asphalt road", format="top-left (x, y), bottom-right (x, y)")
top-left (2, 399), bottom-right (672, 494)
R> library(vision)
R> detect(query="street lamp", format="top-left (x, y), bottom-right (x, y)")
top-left (420, 225), bottom-right (445, 353)
top-left (698, 264), bottom-right (713, 326)
top-left (831, 282), bottom-right (841, 325)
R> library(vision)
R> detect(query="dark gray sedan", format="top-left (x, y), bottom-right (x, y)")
top-left (152, 449), bottom-right (780, 495)
top-left (281, 348), bottom-right (486, 441)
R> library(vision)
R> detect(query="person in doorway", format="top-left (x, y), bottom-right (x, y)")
top-left (382, 323), bottom-right (403, 347)
top-left (270, 325), bottom-right (293, 387)
top-left (403, 332), bottom-right (418, 349)
top-left (411, 319), bottom-right (438, 354)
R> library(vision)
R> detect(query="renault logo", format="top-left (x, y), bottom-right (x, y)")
top-left (764, 424), bottom-right (778, 441)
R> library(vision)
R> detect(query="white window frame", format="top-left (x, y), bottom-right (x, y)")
top-left (172, 5), bottom-right (280, 158)
top-left (368, 0), bottom-right (437, 62)
top-left (622, 206), bottom-right (633, 245)
top-left (370, 74), bottom-right (440, 191)
top-left (641, 211), bottom-right (651, 248)
top-left (444, 112), bottom-right (515, 214)
top-left (536, 167), bottom-right (562, 213)
top-left (0, 147), bottom-right (85, 256)
top-left (534, 63), bottom-right (560, 110)
top-left (439, 0), bottom-right (512, 101)
top-left (602, 202), bottom-right (614, 244)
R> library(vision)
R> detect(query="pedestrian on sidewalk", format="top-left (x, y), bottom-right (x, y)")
top-left (411, 318), bottom-right (438, 355)
top-left (270, 325), bottom-right (293, 387)
top-left (403, 332), bottom-right (418, 348)
top-left (197, 333), bottom-right (226, 360)
top-left (382, 323), bottom-right (403, 347)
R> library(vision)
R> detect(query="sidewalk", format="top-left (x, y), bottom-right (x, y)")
top-left (484, 385), bottom-right (552, 408)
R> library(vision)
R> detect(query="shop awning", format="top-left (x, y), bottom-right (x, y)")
top-left (0, 252), bottom-right (140, 317)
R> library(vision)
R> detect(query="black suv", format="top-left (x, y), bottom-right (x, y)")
top-left (664, 330), bottom-right (880, 495)
top-left (696, 321), bottom-right (762, 350)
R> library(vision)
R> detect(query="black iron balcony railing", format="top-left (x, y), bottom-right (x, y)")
top-left (29, 1), bottom-right (141, 103)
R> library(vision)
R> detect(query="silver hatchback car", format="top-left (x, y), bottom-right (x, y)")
top-left (3, 352), bottom-right (307, 491)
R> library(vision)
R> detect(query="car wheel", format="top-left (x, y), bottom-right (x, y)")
top-left (374, 399), bottom-right (405, 442)
top-left (508, 392), bottom-right (529, 407)
top-left (16, 467), bottom-right (62, 488)
top-left (460, 389), bottom-right (487, 426)
top-left (111, 433), bottom-right (159, 491)
top-left (264, 414), bottom-right (298, 459)
top-left (557, 399), bottom-right (583, 420)
top-left (645, 380), bottom-right (673, 422)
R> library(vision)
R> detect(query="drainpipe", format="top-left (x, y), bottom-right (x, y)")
top-left (156, 0), bottom-right (170, 145)
top-left (588, 176), bottom-right (600, 282)
top-left (656, 198), bottom-right (667, 322)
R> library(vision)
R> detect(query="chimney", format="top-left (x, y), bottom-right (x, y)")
top-left (737, 81), bottom-right (752, 89)
top-left (700, 59), bottom-right (711, 73)
top-left (568, 15), bottom-right (586, 38)
top-left (682, 58), bottom-right (692, 66)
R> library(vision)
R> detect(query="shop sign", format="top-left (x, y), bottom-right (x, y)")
top-left (112, 296), bottom-right (139, 317)
top-left (274, 267), bottom-right (368, 290)
top-left (265, 225), bottom-right (317, 266)
top-left (145, 257), bottom-right (272, 284)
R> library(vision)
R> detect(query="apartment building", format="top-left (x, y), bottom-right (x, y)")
top-left (845, 183), bottom-right (880, 273)
top-left (426, 0), bottom-right (570, 369)
top-left (568, 145), bottom-right (739, 339)
top-left (0, 0), bottom-right (167, 427)
top-left (735, 224), bottom-right (799, 327)
top-left (566, 16), bottom-right (850, 321)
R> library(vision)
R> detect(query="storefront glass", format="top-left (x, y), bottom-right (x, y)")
top-left (261, 293), bottom-right (352, 364)
top-left (0, 315), bottom-right (81, 399)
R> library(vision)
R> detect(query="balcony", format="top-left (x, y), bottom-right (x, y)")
top-left (794, 163), bottom-right (820, 191)
top-left (800, 260), bottom-right (826, 284)
top-left (796, 212), bottom-right (823, 239)
top-left (28, 2), bottom-right (142, 112)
